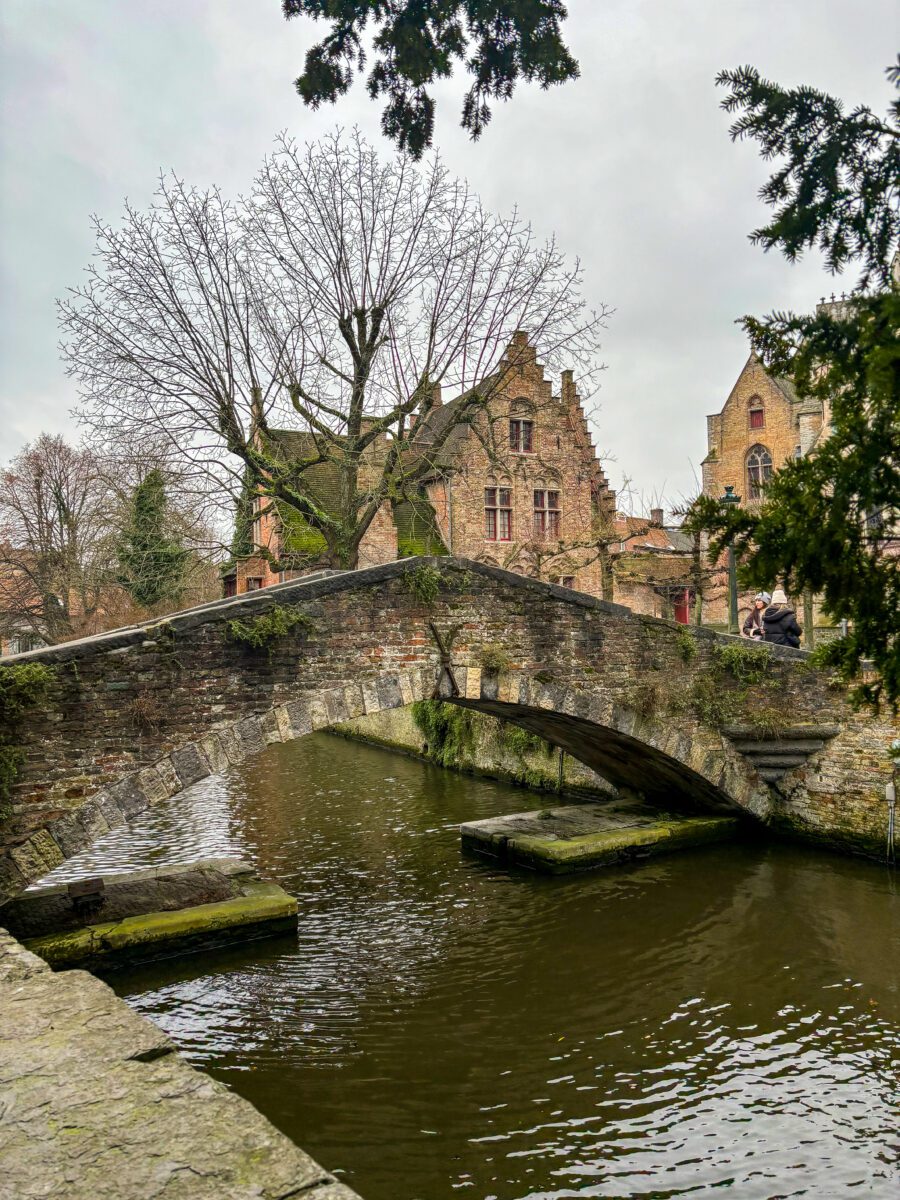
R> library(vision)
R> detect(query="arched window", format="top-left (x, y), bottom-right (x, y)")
top-left (746, 445), bottom-right (772, 499)
top-left (748, 395), bottom-right (765, 430)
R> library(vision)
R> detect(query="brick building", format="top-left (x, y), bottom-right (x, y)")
top-left (610, 511), bottom-right (699, 622)
top-left (224, 333), bottom-right (619, 599)
top-left (701, 350), bottom-right (828, 504)
top-left (411, 332), bottom-right (616, 592)
top-left (699, 343), bottom-right (833, 629)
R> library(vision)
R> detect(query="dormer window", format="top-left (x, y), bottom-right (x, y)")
top-left (749, 396), bottom-right (765, 430)
top-left (509, 419), bottom-right (534, 453)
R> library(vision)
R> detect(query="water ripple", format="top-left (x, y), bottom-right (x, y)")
top-left (43, 733), bottom-right (900, 1200)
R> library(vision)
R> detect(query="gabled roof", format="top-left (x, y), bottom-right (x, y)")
top-left (410, 376), bottom-right (499, 476)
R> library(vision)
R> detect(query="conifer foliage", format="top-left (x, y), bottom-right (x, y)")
top-left (282, 1), bottom-right (579, 157)
top-left (689, 61), bottom-right (900, 707)
top-left (116, 470), bottom-right (188, 609)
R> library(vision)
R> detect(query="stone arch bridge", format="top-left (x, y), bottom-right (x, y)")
top-left (1, 558), bottom-right (894, 901)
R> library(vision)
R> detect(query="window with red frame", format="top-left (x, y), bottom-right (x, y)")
top-left (749, 398), bottom-right (765, 429)
top-left (533, 489), bottom-right (560, 539)
top-left (485, 486), bottom-right (512, 540)
top-left (509, 419), bottom-right (534, 453)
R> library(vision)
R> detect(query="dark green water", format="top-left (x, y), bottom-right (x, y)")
top-left (46, 733), bottom-right (899, 1199)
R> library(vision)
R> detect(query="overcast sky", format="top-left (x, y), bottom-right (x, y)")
top-left (1, 1), bottom-right (896, 512)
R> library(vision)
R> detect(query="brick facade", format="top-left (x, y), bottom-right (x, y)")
top-left (224, 333), bottom-right (618, 601)
top-left (415, 333), bottom-right (616, 595)
top-left (699, 350), bottom-right (830, 628)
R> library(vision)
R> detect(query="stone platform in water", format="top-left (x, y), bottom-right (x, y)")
top-left (461, 802), bottom-right (740, 874)
top-left (0, 858), bottom-right (297, 969)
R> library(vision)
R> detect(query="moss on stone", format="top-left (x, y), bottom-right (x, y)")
top-left (0, 661), bottom-right (56, 823)
top-left (25, 881), bottom-right (297, 969)
top-left (464, 814), bottom-right (740, 875)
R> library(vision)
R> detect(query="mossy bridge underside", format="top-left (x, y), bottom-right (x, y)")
top-left (1, 558), bottom-right (894, 899)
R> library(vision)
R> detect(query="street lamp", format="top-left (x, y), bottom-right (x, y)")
top-left (721, 484), bottom-right (741, 635)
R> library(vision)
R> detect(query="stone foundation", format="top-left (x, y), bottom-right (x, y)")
top-left (332, 704), bottom-right (618, 799)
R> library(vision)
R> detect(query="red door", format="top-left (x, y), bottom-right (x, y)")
top-left (673, 589), bottom-right (691, 624)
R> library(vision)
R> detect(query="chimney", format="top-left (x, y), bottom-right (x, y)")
top-left (561, 369), bottom-right (575, 405)
top-left (431, 382), bottom-right (442, 408)
top-left (650, 507), bottom-right (664, 527)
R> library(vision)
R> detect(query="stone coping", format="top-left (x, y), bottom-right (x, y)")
top-left (0, 928), bottom-right (362, 1199)
top-left (0, 554), bottom-right (809, 665)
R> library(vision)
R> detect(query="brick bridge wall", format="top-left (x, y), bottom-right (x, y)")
top-left (1, 559), bottom-right (895, 900)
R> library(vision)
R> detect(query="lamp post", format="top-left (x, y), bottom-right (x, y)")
top-left (721, 484), bottom-right (741, 635)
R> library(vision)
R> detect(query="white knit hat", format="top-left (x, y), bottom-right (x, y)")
top-left (771, 588), bottom-right (788, 605)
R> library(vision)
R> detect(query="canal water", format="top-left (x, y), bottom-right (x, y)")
top-left (45, 733), bottom-right (899, 1199)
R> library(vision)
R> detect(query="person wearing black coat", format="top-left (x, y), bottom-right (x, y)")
top-left (762, 588), bottom-right (803, 648)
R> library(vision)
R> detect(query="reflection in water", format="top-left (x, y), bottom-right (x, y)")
top-left (47, 734), bottom-right (900, 1199)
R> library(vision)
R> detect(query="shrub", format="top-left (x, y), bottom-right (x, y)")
top-left (623, 680), bottom-right (659, 718)
top-left (226, 605), bottom-right (314, 655)
top-left (688, 673), bottom-right (743, 730)
top-left (712, 642), bottom-right (773, 686)
top-left (127, 691), bottom-right (166, 732)
top-left (404, 562), bottom-right (443, 606)
top-left (675, 626), bottom-right (698, 664)
top-left (480, 643), bottom-right (512, 674)
top-left (499, 722), bottom-right (554, 759)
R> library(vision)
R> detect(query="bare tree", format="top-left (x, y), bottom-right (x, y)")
top-left (63, 129), bottom-right (610, 569)
top-left (0, 435), bottom-right (111, 645)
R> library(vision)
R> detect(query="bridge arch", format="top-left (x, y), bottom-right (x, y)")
top-left (0, 556), bottom-right (891, 899)
top-left (19, 665), bottom-right (762, 894)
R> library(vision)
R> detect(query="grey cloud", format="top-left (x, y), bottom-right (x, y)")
top-left (1, 0), bottom-right (896, 508)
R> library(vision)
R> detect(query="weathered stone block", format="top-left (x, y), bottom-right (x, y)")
top-left (107, 776), bottom-right (150, 820)
top-left (135, 766), bottom-right (169, 805)
top-left (361, 678), bottom-right (381, 714)
top-left (0, 855), bottom-right (27, 906)
top-left (235, 717), bottom-right (265, 755)
top-left (284, 700), bottom-right (313, 738)
top-left (216, 725), bottom-right (246, 765)
top-left (398, 672), bottom-right (415, 707)
top-left (342, 684), bottom-right (366, 719)
top-left (46, 810), bottom-right (92, 859)
top-left (154, 756), bottom-right (181, 798)
top-left (94, 790), bottom-right (128, 832)
top-left (324, 688), bottom-right (349, 725)
top-left (273, 705), bottom-right (294, 742)
top-left (9, 831), bottom-right (64, 883)
top-left (198, 734), bottom-right (230, 776)
top-left (170, 744), bottom-right (211, 790)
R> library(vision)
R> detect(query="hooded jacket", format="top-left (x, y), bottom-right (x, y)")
top-left (763, 604), bottom-right (802, 648)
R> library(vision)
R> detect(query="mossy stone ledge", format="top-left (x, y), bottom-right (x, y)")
top-left (461, 804), bottom-right (741, 874)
